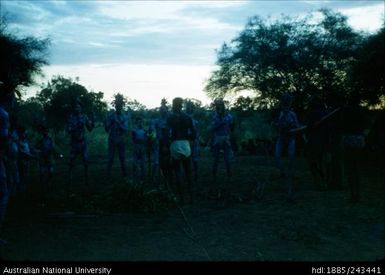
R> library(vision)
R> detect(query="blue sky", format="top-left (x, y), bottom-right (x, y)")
top-left (1, 0), bottom-right (384, 107)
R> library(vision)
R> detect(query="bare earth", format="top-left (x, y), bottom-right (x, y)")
top-left (1, 155), bottom-right (384, 261)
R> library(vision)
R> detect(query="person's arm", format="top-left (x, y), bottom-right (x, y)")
top-left (121, 114), bottom-right (129, 132)
top-left (66, 115), bottom-right (76, 133)
top-left (193, 120), bottom-right (199, 141)
top-left (287, 112), bottom-right (304, 134)
top-left (188, 116), bottom-right (196, 141)
top-left (292, 112), bottom-right (300, 129)
top-left (166, 116), bottom-right (173, 140)
top-left (228, 114), bottom-right (235, 132)
top-left (0, 111), bottom-right (9, 152)
top-left (85, 115), bottom-right (94, 132)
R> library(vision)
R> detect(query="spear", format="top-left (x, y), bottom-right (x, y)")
top-left (289, 107), bottom-right (342, 134)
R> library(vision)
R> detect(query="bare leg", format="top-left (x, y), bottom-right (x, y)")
top-left (117, 142), bottom-right (127, 177)
top-left (173, 159), bottom-right (184, 204)
top-left (182, 158), bottom-right (193, 204)
top-left (286, 138), bottom-right (296, 201)
top-left (107, 140), bottom-right (115, 177)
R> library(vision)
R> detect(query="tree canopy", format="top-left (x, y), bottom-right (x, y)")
top-left (0, 22), bottom-right (49, 98)
top-left (36, 76), bottom-right (108, 131)
top-left (350, 27), bottom-right (385, 107)
top-left (204, 9), bottom-right (383, 110)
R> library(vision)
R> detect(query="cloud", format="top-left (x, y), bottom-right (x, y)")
top-left (97, 1), bottom-right (246, 21)
top-left (3, 0), bottom-right (384, 106)
top-left (2, 0), bottom-right (243, 66)
top-left (29, 63), bottom-right (214, 108)
top-left (338, 3), bottom-right (384, 32)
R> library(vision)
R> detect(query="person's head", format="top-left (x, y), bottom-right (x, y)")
top-left (214, 98), bottom-right (225, 115)
top-left (280, 93), bottom-right (293, 111)
top-left (172, 97), bottom-right (183, 113)
top-left (114, 94), bottom-right (125, 113)
top-left (185, 101), bottom-right (195, 115)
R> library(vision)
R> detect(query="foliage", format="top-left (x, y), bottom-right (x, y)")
top-left (12, 97), bottom-right (45, 129)
top-left (36, 76), bottom-right (108, 131)
top-left (126, 98), bottom-right (146, 112)
top-left (205, 9), bottom-right (368, 110)
top-left (0, 23), bottom-right (49, 97)
top-left (350, 27), bottom-right (385, 106)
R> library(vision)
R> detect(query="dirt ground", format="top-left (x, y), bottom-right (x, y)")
top-left (0, 153), bottom-right (384, 261)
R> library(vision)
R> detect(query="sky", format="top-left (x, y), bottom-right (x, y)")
top-left (1, 0), bottom-right (384, 108)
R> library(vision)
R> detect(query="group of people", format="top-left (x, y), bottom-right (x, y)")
top-left (0, 89), bottom-right (379, 239)
top-left (55, 92), bottom-right (375, 205)
top-left (273, 93), bottom-right (372, 203)
top-left (65, 95), bottom-right (234, 205)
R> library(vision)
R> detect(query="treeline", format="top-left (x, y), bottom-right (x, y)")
top-left (14, 77), bottom-right (275, 151)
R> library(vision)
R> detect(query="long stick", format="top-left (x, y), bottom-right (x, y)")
top-left (290, 107), bottom-right (342, 134)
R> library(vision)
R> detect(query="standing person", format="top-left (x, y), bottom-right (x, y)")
top-left (36, 124), bottom-right (56, 193)
top-left (5, 127), bottom-right (20, 195)
top-left (324, 98), bottom-right (344, 191)
top-left (105, 94), bottom-right (130, 178)
top-left (66, 98), bottom-right (94, 187)
top-left (185, 101), bottom-right (200, 184)
top-left (151, 101), bottom-right (169, 187)
top-left (273, 93), bottom-right (300, 200)
top-left (167, 97), bottom-right (195, 204)
top-left (146, 121), bottom-right (157, 181)
top-left (366, 109), bottom-right (385, 182)
top-left (132, 117), bottom-right (147, 183)
top-left (211, 98), bottom-right (234, 187)
top-left (341, 101), bottom-right (368, 203)
top-left (305, 96), bottom-right (328, 191)
top-left (0, 91), bottom-right (12, 242)
top-left (17, 126), bottom-right (34, 192)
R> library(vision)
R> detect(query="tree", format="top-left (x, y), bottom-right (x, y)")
top-left (12, 96), bottom-right (44, 129)
top-left (350, 27), bottom-right (385, 107)
top-left (36, 76), bottom-right (108, 131)
top-left (229, 96), bottom-right (255, 131)
top-left (205, 9), bottom-right (365, 111)
top-left (0, 22), bottom-right (49, 98)
top-left (125, 98), bottom-right (146, 112)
